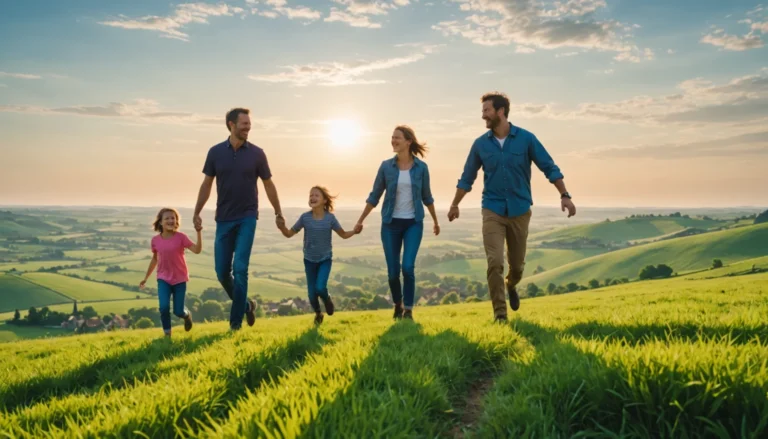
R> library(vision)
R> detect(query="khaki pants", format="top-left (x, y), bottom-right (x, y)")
top-left (482, 208), bottom-right (531, 318)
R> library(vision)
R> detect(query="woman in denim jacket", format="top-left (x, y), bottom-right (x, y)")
top-left (354, 125), bottom-right (440, 320)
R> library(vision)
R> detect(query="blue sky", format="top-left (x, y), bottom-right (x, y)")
top-left (1, 0), bottom-right (767, 209)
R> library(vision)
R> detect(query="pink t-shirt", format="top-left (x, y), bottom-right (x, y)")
top-left (151, 232), bottom-right (195, 285)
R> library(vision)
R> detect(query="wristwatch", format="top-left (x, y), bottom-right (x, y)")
top-left (561, 192), bottom-right (572, 199)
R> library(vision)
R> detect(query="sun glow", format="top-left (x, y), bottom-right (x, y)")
top-left (326, 119), bottom-right (363, 149)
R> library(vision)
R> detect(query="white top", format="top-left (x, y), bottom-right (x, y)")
top-left (392, 169), bottom-right (415, 219)
top-left (495, 136), bottom-right (505, 149)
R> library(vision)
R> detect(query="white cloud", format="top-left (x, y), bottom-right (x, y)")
top-left (0, 71), bottom-right (42, 79)
top-left (99, 2), bottom-right (246, 41)
top-left (324, 0), bottom-right (410, 28)
top-left (507, 68), bottom-right (768, 128)
top-left (555, 51), bottom-right (579, 57)
top-left (0, 99), bottom-right (224, 126)
top-left (576, 131), bottom-right (768, 159)
top-left (701, 6), bottom-right (768, 51)
top-left (254, 0), bottom-right (322, 21)
top-left (432, 0), bottom-right (652, 62)
top-left (249, 51), bottom-right (429, 86)
top-left (516, 46), bottom-right (535, 53)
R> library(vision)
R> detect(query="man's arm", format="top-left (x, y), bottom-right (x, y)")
top-left (262, 178), bottom-right (284, 223)
top-left (448, 142), bottom-right (481, 221)
top-left (193, 176), bottom-right (214, 229)
top-left (530, 135), bottom-right (575, 217)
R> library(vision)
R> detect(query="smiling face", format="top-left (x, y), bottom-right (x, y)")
top-left (482, 100), bottom-right (504, 129)
top-left (229, 113), bottom-right (251, 142)
top-left (391, 128), bottom-right (411, 154)
top-left (308, 187), bottom-right (326, 210)
top-left (161, 210), bottom-right (178, 232)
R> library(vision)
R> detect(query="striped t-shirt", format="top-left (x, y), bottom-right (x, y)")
top-left (291, 211), bottom-right (342, 263)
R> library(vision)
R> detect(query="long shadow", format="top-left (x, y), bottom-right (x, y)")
top-left (0, 331), bottom-right (228, 413)
top-left (300, 321), bottom-right (510, 438)
top-left (563, 321), bottom-right (768, 346)
top-left (471, 318), bottom-right (768, 438)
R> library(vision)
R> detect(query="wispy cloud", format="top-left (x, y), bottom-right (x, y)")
top-left (701, 6), bottom-right (767, 51)
top-left (0, 71), bottom-right (42, 79)
top-left (507, 68), bottom-right (768, 128)
top-left (99, 2), bottom-right (246, 41)
top-left (576, 131), bottom-right (768, 159)
top-left (248, 45), bottom-right (435, 86)
top-left (325, 0), bottom-right (410, 29)
top-left (432, 0), bottom-right (653, 62)
top-left (0, 99), bottom-right (224, 126)
top-left (249, 0), bottom-right (322, 21)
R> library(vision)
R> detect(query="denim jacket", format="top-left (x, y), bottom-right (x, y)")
top-left (365, 156), bottom-right (435, 224)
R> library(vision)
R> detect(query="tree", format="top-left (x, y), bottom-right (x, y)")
top-left (566, 282), bottom-right (579, 292)
top-left (604, 278), bottom-right (612, 287)
top-left (588, 279), bottom-right (600, 289)
top-left (200, 287), bottom-right (229, 302)
top-left (198, 301), bottom-right (224, 321)
top-left (547, 283), bottom-right (557, 294)
top-left (656, 264), bottom-right (674, 278)
top-left (754, 209), bottom-right (768, 224)
top-left (134, 317), bottom-right (154, 329)
top-left (712, 259), bottom-right (723, 269)
top-left (81, 306), bottom-right (98, 319)
top-left (526, 283), bottom-right (540, 298)
top-left (441, 292), bottom-right (460, 305)
top-left (12, 309), bottom-right (20, 322)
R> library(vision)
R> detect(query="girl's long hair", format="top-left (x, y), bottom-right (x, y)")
top-left (311, 186), bottom-right (337, 212)
top-left (153, 207), bottom-right (180, 233)
top-left (395, 125), bottom-right (428, 158)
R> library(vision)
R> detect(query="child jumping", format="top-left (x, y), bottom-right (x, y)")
top-left (140, 207), bottom-right (202, 337)
top-left (278, 186), bottom-right (359, 324)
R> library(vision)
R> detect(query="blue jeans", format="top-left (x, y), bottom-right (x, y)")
top-left (304, 258), bottom-right (332, 313)
top-left (157, 280), bottom-right (189, 332)
top-left (214, 216), bottom-right (256, 329)
top-left (381, 218), bottom-right (423, 310)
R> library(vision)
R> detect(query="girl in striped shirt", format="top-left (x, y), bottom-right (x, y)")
top-left (278, 186), bottom-right (359, 324)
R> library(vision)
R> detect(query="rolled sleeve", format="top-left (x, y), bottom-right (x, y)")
top-left (421, 163), bottom-right (435, 206)
top-left (530, 135), bottom-right (564, 183)
top-left (457, 141), bottom-right (481, 192)
top-left (365, 163), bottom-right (386, 207)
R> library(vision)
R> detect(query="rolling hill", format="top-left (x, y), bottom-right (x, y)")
top-left (522, 222), bottom-right (768, 287)
top-left (0, 272), bottom-right (765, 437)
top-left (0, 275), bottom-right (71, 313)
top-left (528, 214), bottom-right (725, 245)
top-left (0, 211), bottom-right (62, 239)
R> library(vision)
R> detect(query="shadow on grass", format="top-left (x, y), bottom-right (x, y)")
top-left (563, 321), bottom-right (768, 346)
top-left (301, 320), bottom-right (509, 438)
top-left (471, 318), bottom-right (768, 438)
top-left (0, 331), bottom-right (229, 413)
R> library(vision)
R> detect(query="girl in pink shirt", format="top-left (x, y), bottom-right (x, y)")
top-left (140, 207), bottom-right (202, 337)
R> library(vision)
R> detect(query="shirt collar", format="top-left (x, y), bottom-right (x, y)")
top-left (390, 155), bottom-right (422, 168)
top-left (226, 138), bottom-right (249, 149)
top-left (486, 122), bottom-right (518, 139)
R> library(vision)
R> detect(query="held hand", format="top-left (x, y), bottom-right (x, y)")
top-left (193, 214), bottom-right (202, 230)
top-left (433, 224), bottom-right (440, 236)
top-left (561, 197), bottom-right (576, 218)
top-left (275, 215), bottom-right (286, 229)
top-left (353, 222), bottom-right (364, 234)
top-left (447, 206), bottom-right (460, 222)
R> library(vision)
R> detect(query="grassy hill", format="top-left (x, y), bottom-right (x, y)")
top-left (21, 272), bottom-right (152, 302)
top-left (0, 211), bottom-right (62, 238)
top-left (523, 222), bottom-right (768, 287)
top-left (529, 214), bottom-right (724, 245)
top-left (0, 272), bottom-right (765, 437)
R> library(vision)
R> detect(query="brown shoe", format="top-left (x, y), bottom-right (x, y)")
top-left (183, 311), bottom-right (193, 332)
top-left (508, 286), bottom-right (520, 311)
top-left (403, 309), bottom-right (413, 320)
top-left (494, 315), bottom-right (508, 324)
top-left (393, 303), bottom-right (404, 319)
top-left (314, 313), bottom-right (324, 325)
top-left (246, 299), bottom-right (256, 326)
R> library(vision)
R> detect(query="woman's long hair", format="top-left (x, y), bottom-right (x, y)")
top-left (395, 125), bottom-right (428, 158)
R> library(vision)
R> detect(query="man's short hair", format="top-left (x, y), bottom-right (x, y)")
top-left (481, 92), bottom-right (510, 118)
top-left (225, 107), bottom-right (250, 131)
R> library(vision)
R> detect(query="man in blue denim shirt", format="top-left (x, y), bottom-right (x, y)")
top-left (448, 92), bottom-right (576, 322)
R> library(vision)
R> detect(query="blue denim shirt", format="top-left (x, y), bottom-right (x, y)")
top-left (366, 156), bottom-right (435, 224)
top-left (457, 123), bottom-right (564, 218)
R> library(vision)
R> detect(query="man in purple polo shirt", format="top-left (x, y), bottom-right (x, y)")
top-left (193, 107), bottom-right (286, 331)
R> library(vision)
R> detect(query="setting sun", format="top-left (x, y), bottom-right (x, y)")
top-left (326, 119), bottom-right (363, 149)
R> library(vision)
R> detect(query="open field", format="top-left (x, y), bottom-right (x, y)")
top-left (0, 272), bottom-right (766, 437)
top-left (0, 275), bottom-right (71, 313)
top-left (21, 273), bottom-right (152, 302)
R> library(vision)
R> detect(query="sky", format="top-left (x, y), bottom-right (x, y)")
top-left (0, 0), bottom-right (767, 211)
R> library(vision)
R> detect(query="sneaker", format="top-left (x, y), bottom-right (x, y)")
top-left (403, 309), bottom-right (413, 320)
top-left (314, 313), bottom-right (324, 325)
top-left (393, 304), bottom-right (404, 319)
top-left (245, 299), bottom-right (256, 326)
top-left (507, 285), bottom-right (520, 311)
top-left (321, 296), bottom-right (335, 316)
top-left (494, 315), bottom-right (508, 324)
top-left (184, 311), bottom-right (193, 332)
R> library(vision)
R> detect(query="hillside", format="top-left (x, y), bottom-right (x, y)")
top-left (0, 273), bottom-right (765, 437)
top-left (0, 211), bottom-right (62, 239)
top-left (0, 275), bottom-right (71, 313)
top-left (528, 214), bottom-right (724, 245)
top-left (523, 222), bottom-right (768, 287)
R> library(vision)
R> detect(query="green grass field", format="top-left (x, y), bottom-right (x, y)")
top-left (0, 272), bottom-right (766, 437)
top-left (0, 260), bottom-right (78, 273)
top-left (0, 299), bottom-right (161, 324)
top-left (63, 250), bottom-right (124, 261)
top-left (0, 275), bottom-right (71, 313)
top-left (0, 323), bottom-right (70, 343)
top-left (529, 215), bottom-right (725, 244)
top-left (523, 222), bottom-right (768, 287)
top-left (21, 273), bottom-right (152, 302)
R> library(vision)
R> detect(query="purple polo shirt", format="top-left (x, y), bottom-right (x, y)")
top-left (202, 139), bottom-right (272, 222)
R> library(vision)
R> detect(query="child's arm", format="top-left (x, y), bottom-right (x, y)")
top-left (188, 229), bottom-right (203, 254)
top-left (140, 253), bottom-right (158, 289)
top-left (334, 227), bottom-right (357, 239)
top-left (280, 224), bottom-right (298, 238)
